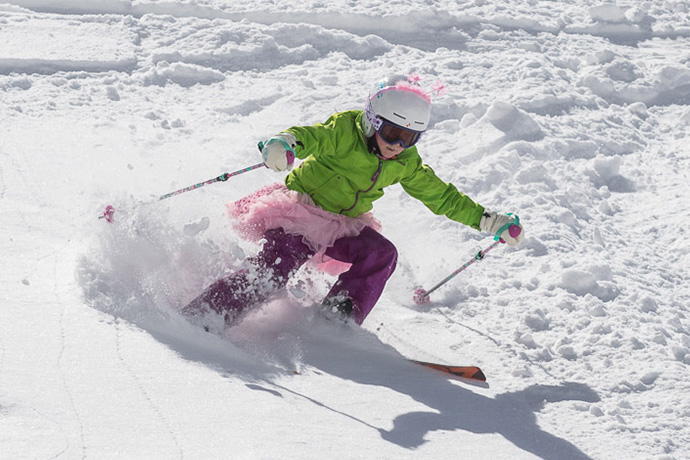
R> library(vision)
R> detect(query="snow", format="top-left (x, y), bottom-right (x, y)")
top-left (1, 1), bottom-right (690, 459)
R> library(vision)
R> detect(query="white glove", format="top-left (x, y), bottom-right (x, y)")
top-left (480, 211), bottom-right (524, 246)
top-left (260, 133), bottom-right (297, 172)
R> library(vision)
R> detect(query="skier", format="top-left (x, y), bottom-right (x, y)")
top-left (182, 75), bottom-right (524, 326)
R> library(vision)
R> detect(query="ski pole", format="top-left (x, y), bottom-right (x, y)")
top-left (157, 163), bottom-right (265, 201)
top-left (413, 217), bottom-right (521, 304)
top-left (99, 162), bottom-right (265, 222)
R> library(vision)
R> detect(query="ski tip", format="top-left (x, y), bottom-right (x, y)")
top-left (446, 365), bottom-right (487, 382)
top-left (410, 360), bottom-right (487, 383)
top-left (467, 367), bottom-right (487, 382)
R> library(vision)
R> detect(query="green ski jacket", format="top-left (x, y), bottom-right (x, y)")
top-left (284, 110), bottom-right (485, 230)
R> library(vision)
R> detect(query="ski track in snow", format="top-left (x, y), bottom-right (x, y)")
top-left (113, 322), bottom-right (185, 460)
top-left (55, 258), bottom-right (88, 460)
top-left (2, 1), bottom-right (690, 459)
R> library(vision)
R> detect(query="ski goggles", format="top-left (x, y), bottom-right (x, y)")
top-left (376, 118), bottom-right (423, 148)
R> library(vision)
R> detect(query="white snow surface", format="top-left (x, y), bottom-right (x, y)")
top-left (2, 1), bottom-right (690, 459)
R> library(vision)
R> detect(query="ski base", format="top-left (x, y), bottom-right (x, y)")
top-left (410, 360), bottom-right (487, 382)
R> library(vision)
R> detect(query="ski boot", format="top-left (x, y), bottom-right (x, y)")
top-left (320, 295), bottom-right (354, 323)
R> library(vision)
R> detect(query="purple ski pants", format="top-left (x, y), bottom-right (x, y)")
top-left (181, 226), bottom-right (398, 325)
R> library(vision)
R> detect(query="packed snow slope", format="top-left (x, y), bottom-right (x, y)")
top-left (2, 1), bottom-right (690, 459)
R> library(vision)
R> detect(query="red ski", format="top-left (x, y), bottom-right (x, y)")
top-left (410, 360), bottom-right (487, 382)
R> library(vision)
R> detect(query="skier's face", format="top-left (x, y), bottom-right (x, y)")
top-left (375, 133), bottom-right (405, 159)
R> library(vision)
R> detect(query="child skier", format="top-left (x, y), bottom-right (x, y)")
top-left (182, 75), bottom-right (524, 326)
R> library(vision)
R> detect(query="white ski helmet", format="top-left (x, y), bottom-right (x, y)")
top-left (362, 75), bottom-right (432, 139)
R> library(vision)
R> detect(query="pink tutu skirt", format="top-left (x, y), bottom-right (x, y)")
top-left (226, 183), bottom-right (381, 275)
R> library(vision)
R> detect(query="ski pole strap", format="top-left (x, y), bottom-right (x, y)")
top-left (493, 213), bottom-right (520, 241)
top-left (258, 138), bottom-right (293, 154)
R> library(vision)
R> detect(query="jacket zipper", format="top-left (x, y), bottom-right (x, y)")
top-left (339, 158), bottom-right (382, 214)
